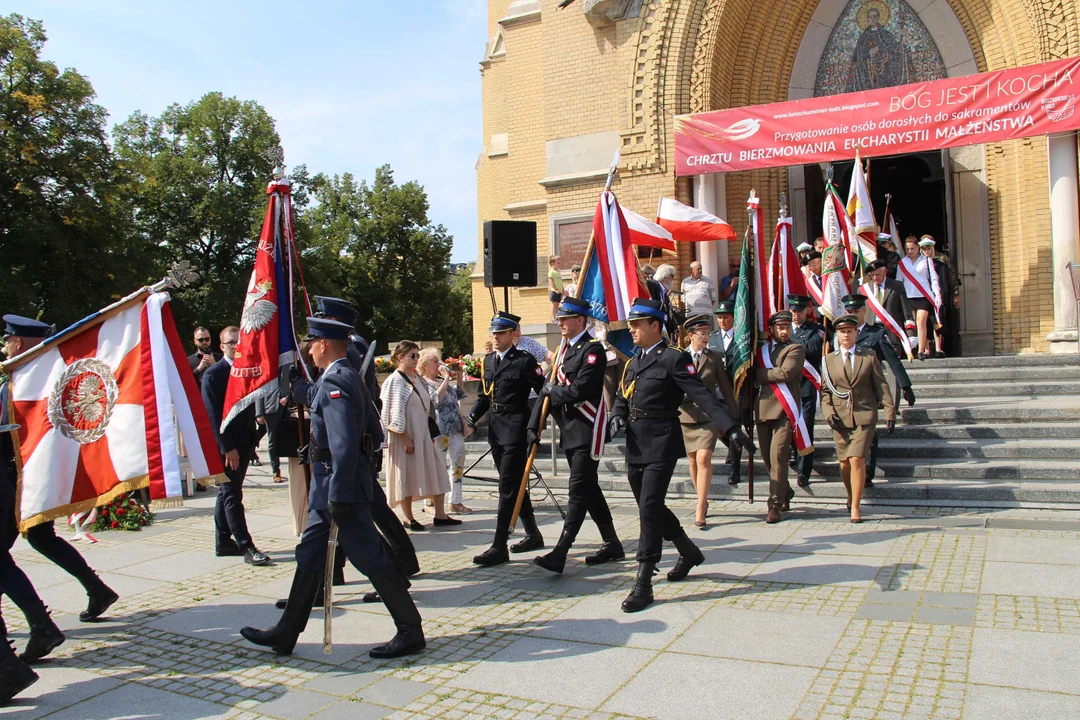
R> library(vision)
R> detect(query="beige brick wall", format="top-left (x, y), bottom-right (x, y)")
top-left (474, 0), bottom-right (1079, 354)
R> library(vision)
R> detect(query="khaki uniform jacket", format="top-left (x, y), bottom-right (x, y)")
top-left (820, 347), bottom-right (896, 428)
top-left (754, 342), bottom-right (805, 421)
top-left (679, 347), bottom-right (737, 425)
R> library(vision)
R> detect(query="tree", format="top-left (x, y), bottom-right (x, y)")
top-left (113, 92), bottom-right (281, 334)
top-left (301, 166), bottom-right (471, 356)
top-left (0, 14), bottom-right (151, 327)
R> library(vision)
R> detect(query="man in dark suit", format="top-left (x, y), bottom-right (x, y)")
top-left (466, 312), bottom-right (547, 567)
top-left (876, 236), bottom-right (902, 280)
top-left (527, 297), bottom-right (624, 574)
top-left (242, 318), bottom-right (423, 659)
top-left (201, 326), bottom-right (270, 566)
top-left (789, 295), bottom-right (825, 488)
top-left (188, 326), bottom-right (222, 387)
top-left (708, 301), bottom-right (742, 486)
top-left (857, 259), bottom-right (912, 357)
top-left (608, 299), bottom-right (755, 612)
top-left (842, 295), bottom-right (916, 487)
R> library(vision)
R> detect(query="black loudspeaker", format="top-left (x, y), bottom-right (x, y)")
top-left (483, 220), bottom-right (537, 287)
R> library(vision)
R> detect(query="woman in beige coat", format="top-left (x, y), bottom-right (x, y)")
top-left (380, 341), bottom-right (459, 530)
top-left (820, 315), bottom-right (896, 523)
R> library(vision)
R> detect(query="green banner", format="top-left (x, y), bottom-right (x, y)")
top-left (731, 227), bottom-right (755, 398)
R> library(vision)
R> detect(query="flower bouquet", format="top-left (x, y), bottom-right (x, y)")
top-left (91, 493), bottom-right (154, 532)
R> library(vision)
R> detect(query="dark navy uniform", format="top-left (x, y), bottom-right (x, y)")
top-left (609, 299), bottom-right (752, 613)
top-left (467, 313), bottom-right (546, 565)
top-left (527, 298), bottom-right (623, 573)
top-left (709, 301), bottom-right (742, 485)
top-left (242, 318), bottom-right (423, 659)
top-left (789, 295), bottom-right (825, 486)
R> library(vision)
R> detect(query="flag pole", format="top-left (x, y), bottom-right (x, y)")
top-left (746, 193), bottom-right (756, 505)
top-left (508, 151), bottom-right (619, 530)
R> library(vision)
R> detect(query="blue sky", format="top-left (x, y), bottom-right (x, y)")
top-left (20, 0), bottom-right (487, 263)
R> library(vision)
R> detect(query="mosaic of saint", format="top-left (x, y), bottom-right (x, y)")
top-left (814, 0), bottom-right (947, 97)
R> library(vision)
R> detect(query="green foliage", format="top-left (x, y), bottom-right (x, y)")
top-left (91, 492), bottom-right (154, 532)
top-left (0, 14), bottom-right (153, 327)
top-left (112, 92), bottom-right (283, 334)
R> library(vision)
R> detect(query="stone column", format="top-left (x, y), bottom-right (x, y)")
top-left (1047, 133), bottom-right (1080, 353)
top-left (693, 174), bottom-right (721, 286)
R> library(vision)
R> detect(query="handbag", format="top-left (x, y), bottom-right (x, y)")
top-left (276, 414), bottom-right (311, 458)
top-left (398, 370), bottom-right (442, 440)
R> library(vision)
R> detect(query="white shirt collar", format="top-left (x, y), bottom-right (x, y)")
top-left (224, 356), bottom-right (233, 366)
top-left (857, 323), bottom-right (866, 333)
top-left (645, 340), bottom-right (665, 355)
top-left (568, 329), bottom-right (591, 346)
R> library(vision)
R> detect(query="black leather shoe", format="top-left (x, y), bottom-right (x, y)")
top-left (80, 577), bottom-right (119, 622)
top-left (243, 569), bottom-right (320, 655)
top-left (727, 469), bottom-right (740, 486)
top-left (433, 516), bottom-right (462, 527)
top-left (510, 534), bottom-right (544, 553)
top-left (533, 549), bottom-right (568, 574)
top-left (584, 541), bottom-right (625, 565)
top-left (621, 562), bottom-right (656, 613)
top-left (333, 566), bottom-right (345, 586)
top-left (864, 477), bottom-right (875, 488)
top-left (216, 541), bottom-right (243, 557)
top-left (19, 619), bottom-right (64, 664)
top-left (797, 476), bottom-right (810, 488)
top-left (667, 544), bottom-right (705, 582)
top-left (473, 545), bottom-right (509, 567)
top-left (363, 592), bottom-right (381, 603)
top-left (0, 651), bottom-right (37, 706)
top-left (369, 626), bottom-right (426, 659)
top-left (244, 548), bottom-right (272, 566)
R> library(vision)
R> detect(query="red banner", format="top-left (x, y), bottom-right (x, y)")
top-left (675, 57), bottom-right (1080, 176)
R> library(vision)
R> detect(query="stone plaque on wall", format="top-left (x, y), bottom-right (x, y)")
top-left (554, 220), bottom-right (592, 271)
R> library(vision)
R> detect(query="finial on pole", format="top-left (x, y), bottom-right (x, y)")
top-left (826, 165), bottom-right (835, 183)
top-left (268, 145), bottom-right (286, 180)
top-left (779, 193), bottom-right (789, 219)
top-left (604, 149), bottom-right (621, 191)
top-left (151, 261), bottom-right (199, 293)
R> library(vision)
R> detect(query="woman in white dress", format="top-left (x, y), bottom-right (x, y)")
top-left (380, 341), bottom-right (459, 530)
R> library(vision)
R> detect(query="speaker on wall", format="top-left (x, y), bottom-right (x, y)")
top-left (483, 220), bottom-right (538, 287)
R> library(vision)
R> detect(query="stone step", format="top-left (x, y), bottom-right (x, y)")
top-left (905, 354), bottom-right (1080, 369)
top-left (895, 404), bottom-right (1080, 425)
top-left (903, 381), bottom-right (1080, 398)
top-left (904, 365), bottom-right (1080, 384)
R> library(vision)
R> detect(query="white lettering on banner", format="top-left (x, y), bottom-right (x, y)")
top-left (844, 130), bottom-right (932, 150)
top-left (738, 141), bottom-right (837, 163)
top-left (686, 152), bottom-right (732, 167)
top-left (935, 115), bottom-right (1035, 139)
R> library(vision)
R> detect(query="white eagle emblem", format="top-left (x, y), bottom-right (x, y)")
top-left (241, 275), bottom-right (277, 333)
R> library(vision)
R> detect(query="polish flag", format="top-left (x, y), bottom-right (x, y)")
top-left (4, 291), bottom-right (224, 530)
top-left (656, 197), bottom-right (736, 242)
top-left (622, 207), bottom-right (675, 251)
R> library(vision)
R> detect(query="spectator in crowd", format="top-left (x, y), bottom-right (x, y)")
top-left (900, 236), bottom-right (942, 360)
top-left (188, 326), bottom-right (222, 387)
top-left (380, 341), bottom-right (459, 530)
top-left (876, 234), bottom-right (902, 279)
top-left (813, 236), bottom-right (825, 254)
top-left (201, 326), bottom-right (270, 566)
top-left (681, 261), bottom-right (717, 319)
top-left (652, 264), bottom-right (682, 337)
top-left (564, 265), bottom-right (581, 299)
top-left (642, 264), bottom-right (656, 280)
top-left (483, 340), bottom-right (494, 354)
top-left (922, 238), bottom-right (961, 358)
top-left (514, 329), bottom-right (553, 367)
top-left (255, 375), bottom-right (286, 484)
top-left (548, 255), bottom-right (563, 320)
top-left (418, 348), bottom-right (472, 514)
top-left (719, 260), bottom-right (740, 302)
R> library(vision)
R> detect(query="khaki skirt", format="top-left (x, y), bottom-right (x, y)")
top-left (681, 421), bottom-right (719, 454)
top-left (832, 424), bottom-right (875, 461)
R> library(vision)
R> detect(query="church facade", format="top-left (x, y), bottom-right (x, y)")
top-left (472, 0), bottom-right (1080, 355)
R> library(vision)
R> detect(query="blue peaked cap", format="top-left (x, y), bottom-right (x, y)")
top-left (627, 298), bottom-right (666, 323)
top-left (489, 311), bottom-right (520, 333)
top-left (304, 317), bottom-right (353, 341)
top-left (2, 314), bottom-right (51, 339)
top-left (313, 296), bottom-right (359, 326)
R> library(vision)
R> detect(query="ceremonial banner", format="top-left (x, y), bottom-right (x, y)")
top-left (845, 153), bottom-right (879, 269)
top-left (623, 207), bottom-right (676, 251)
top-left (731, 229), bottom-right (755, 397)
top-left (4, 291), bottom-right (225, 530)
top-left (820, 187), bottom-right (853, 322)
top-left (221, 178), bottom-right (299, 431)
top-left (656, 197), bottom-right (736, 241)
top-left (768, 212), bottom-right (808, 314)
top-left (747, 195), bottom-right (770, 333)
top-left (675, 56), bottom-right (1080, 175)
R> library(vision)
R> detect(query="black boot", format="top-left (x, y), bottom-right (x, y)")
top-left (727, 449), bottom-right (741, 486)
top-left (510, 513), bottom-right (544, 553)
top-left (333, 546), bottom-right (346, 587)
top-left (19, 611), bottom-right (64, 664)
top-left (584, 522), bottom-right (625, 565)
top-left (240, 568), bottom-right (321, 656)
top-left (0, 617), bottom-right (37, 707)
top-left (621, 562), bottom-right (656, 613)
top-left (367, 570), bottom-right (425, 659)
top-left (373, 505), bottom-right (421, 577)
top-left (667, 531), bottom-right (705, 582)
top-left (78, 571), bottom-right (119, 622)
top-left (473, 543), bottom-right (510, 567)
top-left (533, 531), bottom-right (573, 574)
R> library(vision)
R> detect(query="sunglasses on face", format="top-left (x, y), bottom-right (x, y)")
top-left (407, 353), bottom-right (419, 360)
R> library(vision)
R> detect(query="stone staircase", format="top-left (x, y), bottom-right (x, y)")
top-left (461, 353), bottom-right (1080, 505)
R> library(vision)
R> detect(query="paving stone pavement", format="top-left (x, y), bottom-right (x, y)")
top-left (4, 457), bottom-right (1080, 719)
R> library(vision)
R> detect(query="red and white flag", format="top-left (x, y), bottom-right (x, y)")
top-left (623, 207), bottom-right (675, 251)
top-left (4, 291), bottom-right (224, 530)
top-left (820, 188), bottom-right (853, 322)
top-left (656, 197), bottom-right (736, 242)
top-left (747, 194), bottom-right (771, 332)
top-left (593, 191), bottom-right (647, 322)
top-left (767, 213), bottom-right (808, 313)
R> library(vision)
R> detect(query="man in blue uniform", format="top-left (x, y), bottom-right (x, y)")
top-left (201, 326), bottom-right (271, 566)
top-left (841, 294), bottom-right (916, 486)
top-left (466, 312), bottom-right (546, 567)
top-left (242, 318), bottom-right (424, 659)
top-left (709, 301), bottom-right (742, 486)
top-left (609, 299), bottom-right (755, 612)
top-left (789, 295), bottom-right (825, 488)
top-left (2, 315), bottom-right (117, 663)
top-left (527, 297), bottom-right (624, 574)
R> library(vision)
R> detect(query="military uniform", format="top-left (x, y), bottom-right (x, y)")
top-left (789, 295), bottom-right (825, 487)
top-left (754, 311), bottom-right (806, 523)
top-left (242, 318), bottom-right (424, 659)
top-left (528, 298), bottom-right (624, 574)
top-left (708, 301), bottom-right (742, 486)
top-left (467, 312), bottom-right (546, 566)
top-left (610, 299), bottom-right (749, 613)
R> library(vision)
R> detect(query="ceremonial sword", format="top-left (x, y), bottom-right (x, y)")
top-left (323, 339), bottom-right (377, 655)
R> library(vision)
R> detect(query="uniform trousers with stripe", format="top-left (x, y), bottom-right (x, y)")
top-left (756, 417), bottom-right (793, 500)
top-left (560, 448), bottom-right (615, 545)
top-left (627, 459), bottom-right (681, 563)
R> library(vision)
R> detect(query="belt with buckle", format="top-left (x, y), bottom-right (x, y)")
top-left (629, 408), bottom-right (679, 421)
top-left (492, 401), bottom-right (526, 413)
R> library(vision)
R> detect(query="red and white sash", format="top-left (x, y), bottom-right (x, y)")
top-left (802, 360), bottom-right (821, 392)
top-left (758, 346), bottom-right (814, 456)
top-left (898, 257), bottom-right (942, 328)
top-left (803, 268), bottom-right (824, 308)
top-left (858, 284), bottom-right (914, 359)
top-left (556, 342), bottom-right (608, 460)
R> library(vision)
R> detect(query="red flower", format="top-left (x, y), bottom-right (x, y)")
top-left (110, 521), bottom-right (119, 529)
top-left (116, 508), bottom-right (125, 516)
